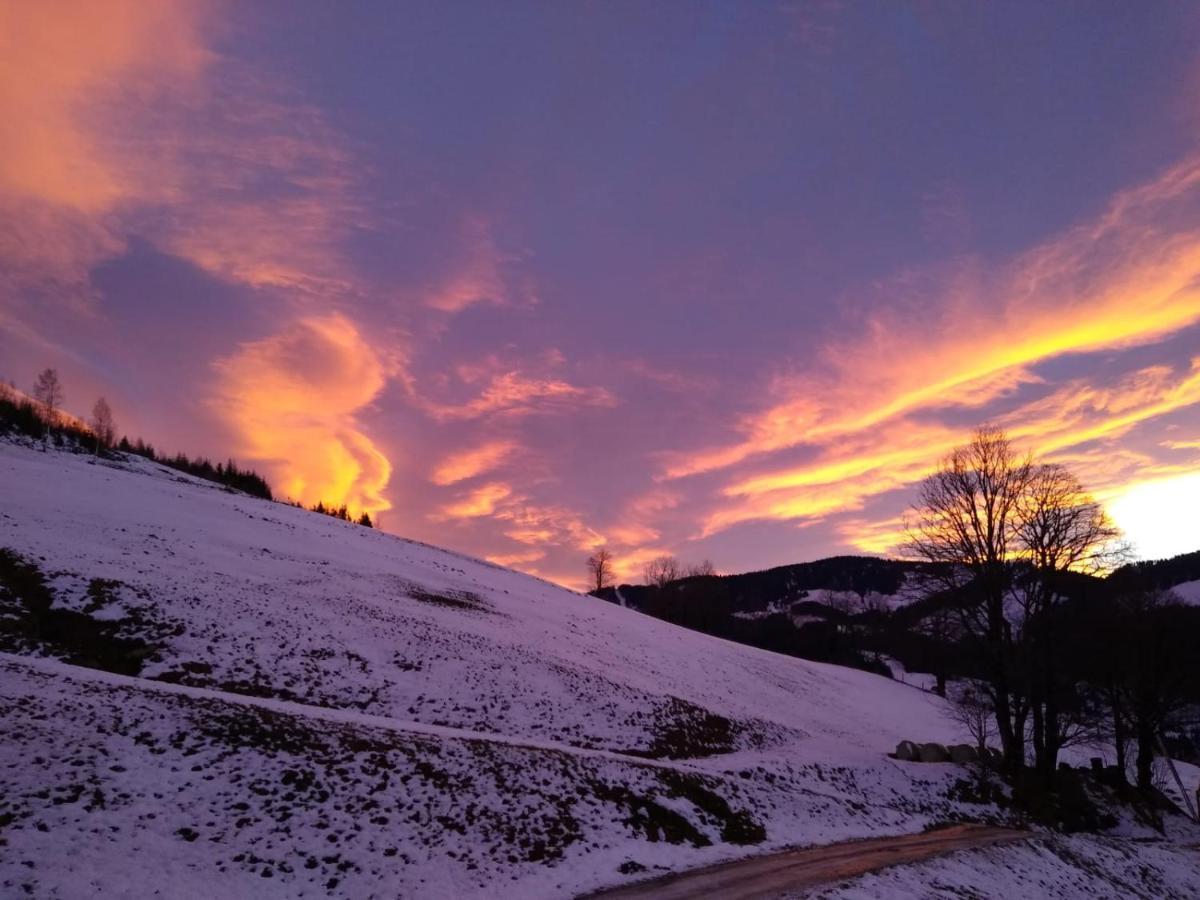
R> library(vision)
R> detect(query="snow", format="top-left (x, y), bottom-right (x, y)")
top-left (0, 441), bottom-right (963, 763)
top-left (881, 656), bottom-right (941, 693)
top-left (1171, 579), bottom-right (1200, 605)
top-left (801, 587), bottom-right (915, 614)
top-left (1, 439), bottom-right (1198, 897)
top-left (803, 834), bottom-right (1200, 899)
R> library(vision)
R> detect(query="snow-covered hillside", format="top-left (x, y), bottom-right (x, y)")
top-left (1172, 579), bottom-right (1200, 605)
top-left (1, 439), bottom-right (1197, 898)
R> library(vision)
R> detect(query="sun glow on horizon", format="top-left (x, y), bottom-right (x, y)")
top-left (1105, 471), bottom-right (1200, 562)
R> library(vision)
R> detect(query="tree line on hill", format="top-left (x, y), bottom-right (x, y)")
top-left (307, 500), bottom-right (374, 528)
top-left (585, 548), bottom-right (715, 594)
top-left (1, 368), bottom-right (372, 527)
top-left (588, 427), bottom-right (1200, 810)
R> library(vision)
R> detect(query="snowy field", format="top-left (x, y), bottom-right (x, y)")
top-left (804, 833), bottom-right (1200, 899)
top-left (1172, 579), bottom-right (1200, 605)
top-left (1, 439), bottom-right (1198, 897)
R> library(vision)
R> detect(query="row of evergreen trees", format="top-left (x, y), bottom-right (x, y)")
top-left (115, 437), bottom-right (273, 500)
top-left (1, 370), bottom-right (373, 527)
top-left (309, 501), bottom-right (374, 528)
top-left (0, 379), bottom-right (275, 501)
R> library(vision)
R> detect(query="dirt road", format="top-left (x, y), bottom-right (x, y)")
top-left (584, 824), bottom-right (1029, 900)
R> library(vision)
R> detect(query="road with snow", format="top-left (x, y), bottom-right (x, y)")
top-left (584, 825), bottom-right (1028, 899)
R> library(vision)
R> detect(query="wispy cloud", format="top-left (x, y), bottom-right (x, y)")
top-left (0, 0), bottom-right (211, 214)
top-left (669, 157), bottom-right (1200, 483)
top-left (0, 0), bottom-right (208, 305)
top-left (0, 1), bottom-right (364, 301)
top-left (837, 516), bottom-right (908, 557)
top-left (437, 482), bottom-right (514, 519)
top-left (430, 440), bottom-right (518, 486)
top-left (435, 476), bottom-right (605, 557)
top-left (485, 549), bottom-right (546, 568)
top-left (418, 371), bottom-right (616, 422)
top-left (662, 157), bottom-right (1200, 545)
top-left (421, 215), bottom-right (535, 313)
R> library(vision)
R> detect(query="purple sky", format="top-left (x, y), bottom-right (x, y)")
top-left (3, 1), bottom-right (1200, 587)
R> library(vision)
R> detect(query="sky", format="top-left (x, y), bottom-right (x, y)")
top-left (2, 1), bottom-right (1199, 588)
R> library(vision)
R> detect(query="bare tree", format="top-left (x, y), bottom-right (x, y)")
top-left (1014, 463), bottom-right (1127, 778)
top-left (684, 559), bottom-right (716, 578)
top-left (906, 427), bottom-right (1134, 778)
top-left (643, 555), bottom-right (681, 589)
top-left (32, 368), bottom-right (64, 421)
top-left (90, 397), bottom-right (116, 451)
top-left (586, 547), bottom-right (614, 593)
top-left (1016, 464), bottom-right (1127, 577)
top-left (945, 681), bottom-right (996, 755)
top-left (905, 426), bottom-right (1032, 771)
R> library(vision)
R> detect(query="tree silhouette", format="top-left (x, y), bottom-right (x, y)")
top-left (643, 554), bottom-right (680, 589)
top-left (91, 397), bottom-right (116, 450)
top-left (905, 427), bottom-right (1033, 771)
top-left (32, 368), bottom-right (64, 420)
top-left (586, 547), bottom-right (615, 592)
top-left (906, 426), bottom-right (1127, 776)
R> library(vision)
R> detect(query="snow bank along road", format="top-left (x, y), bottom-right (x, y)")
top-left (582, 825), bottom-right (1028, 899)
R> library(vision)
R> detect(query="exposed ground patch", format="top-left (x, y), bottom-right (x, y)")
top-left (0, 548), bottom-right (176, 676)
top-left (405, 584), bottom-right (491, 614)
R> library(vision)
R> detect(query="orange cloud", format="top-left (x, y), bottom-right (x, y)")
top-left (498, 503), bottom-right (604, 551)
top-left (691, 357), bottom-right (1200, 539)
top-left (607, 524), bottom-right (661, 546)
top-left (698, 419), bottom-right (961, 536)
top-left (439, 491), bottom-right (607, 553)
top-left (211, 314), bottom-right (393, 516)
top-left (422, 216), bottom-right (534, 313)
top-left (661, 155), bottom-right (1200, 550)
top-left (437, 482), bottom-right (513, 519)
top-left (601, 488), bottom-right (683, 548)
top-left (667, 157), bottom-right (1200, 483)
top-left (0, 1), bottom-right (210, 309)
top-left (430, 440), bottom-right (517, 486)
top-left (0, 0), bottom-right (210, 214)
top-left (838, 516), bottom-right (908, 556)
top-left (611, 546), bottom-right (676, 583)
top-left (485, 549), bottom-right (546, 569)
top-left (1, 3), bottom-right (393, 521)
top-left (1008, 360), bottom-right (1200, 462)
top-left (420, 371), bottom-right (616, 422)
top-left (0, 0), bottom-right (366, 320)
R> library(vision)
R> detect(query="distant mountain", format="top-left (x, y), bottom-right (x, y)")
top-left (1111, 550), bottom-right (1200, 602)
top-left (593, 549), bottom-right (1200, 679)
top-left (593, 557), bottom-right (934, 675)
top-left (601, 555), bottom-right (922, 614)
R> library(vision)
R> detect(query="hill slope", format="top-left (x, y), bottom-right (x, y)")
top-left (1, 439), bottom-right (1198, 897)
